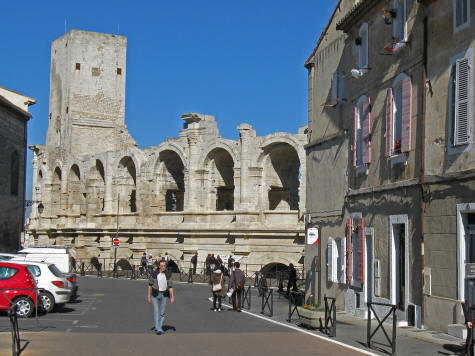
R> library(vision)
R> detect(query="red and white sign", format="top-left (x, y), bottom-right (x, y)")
top-left (112, 237), bottom-right (120, 247)
top-left (306, 227), bottom-right (319, 245)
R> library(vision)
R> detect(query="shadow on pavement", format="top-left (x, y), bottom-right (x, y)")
top-left (441, 343), bottom-right (465, 356)
top-left (163, 325), bottom-right (176, 332)
top-left (355, 340), bottom-right (392, 356)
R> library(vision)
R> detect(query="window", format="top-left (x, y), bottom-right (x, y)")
top-left (346, 216), bottom-right (365, 286)
top-left (75, 63), bottom-right (80, 70)
top-left (117, 68), bottom-right (122, 75)
top-left (0, 267), bottom-right (18, 280)
top-left (454, 0), bottom-right (470, 33)
top-left (353, 96), bottom-right (371, 167)
top-left (385, 74), bottom-right (412, 157)
top-left (330, 71), bottom-right (344, 106)
top-left (389, 215), bottom-right (408, 311)
top-left (327, 237), bottom-right (338, 283)
top-left (358, 23), bottom-right (369, 70)
top-left (449, 49), bottom-right (473, 149)
top-left (10, 151), bottom-right (19, 196)
top-left (393, 0), bottom-right (407, 42)
top-left (26, 265), bottom-right (41, 277)
top-left (48, 264), bottom-right (64, 278)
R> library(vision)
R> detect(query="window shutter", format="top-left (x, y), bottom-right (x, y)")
top-left (401, 76), bottom-right (412, 152)
top-left (357, 218), bottom-right (365, 284)
top-left (362, 97), bottom-right (371, 164)
top-left (339, 238), bottom-right (346, 284)
top-left (327, 239), bottom-right (333, 282)
top-left (454, 57), bottom-right (472, 145)
top-left (353, 106), bottom-right (358, 166)
top-left (346, 218), bottom-right (353, 283)
top-left (332, 240), bottom-right (338, 282)
top-left (385, 88), bottom-right (393, 156)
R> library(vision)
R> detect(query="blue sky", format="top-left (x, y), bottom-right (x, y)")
top-left (1, 1), bottom-right (335, 202)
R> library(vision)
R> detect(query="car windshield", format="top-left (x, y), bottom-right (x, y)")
top-left (48, 264), bottom-right (64, 278)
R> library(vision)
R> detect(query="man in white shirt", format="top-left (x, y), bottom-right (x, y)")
top-left (147, 260), bottom-right (175, 335)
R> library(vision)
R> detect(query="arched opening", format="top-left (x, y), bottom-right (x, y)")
top-left (87, 160), bottom-right (105, 215)
top-left (67, 165), bottom-right (83, 215)
top-left (167, 260), bottom-right (180, 273)
top-left (204, 148), bottom-right (234, 211)
top-left (51, 167), bottom-right (62, 216)
top-left (261, 262), bottom-right (290, 278)
top-left (116, 157), bottom-right (137, 213)
top-left (262, 143), bottom-right (300, 210)
top-left (155, 150), bottom-right (185, 212)
top-left (10, 151), bottom-right (19, 196)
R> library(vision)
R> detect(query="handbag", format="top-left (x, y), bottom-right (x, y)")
top-left (212, 274), bottom-right (223, 292)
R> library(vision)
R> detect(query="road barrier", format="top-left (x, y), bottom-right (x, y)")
top-left (97, 263), bottom-right (102, 278)
top-left (324, 296), bottom-right (336, 337)
top-left (367, 301), bottom-right (397, 356)
top-left (8, 305), bottom-right (22, 356)
top-left (287, 291), bottom-right (303, 322)
top-left (241, 285), bottom-right (251, 310)
top-left (80, 262), bottom-right (85, 276)
top-left (261, 288), bottom-right (273, 317)
top-left (130, 266), bottom-right (136, 280)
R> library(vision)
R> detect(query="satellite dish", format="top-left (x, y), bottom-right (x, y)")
top-left (351, 69), bottom-right (363, 79)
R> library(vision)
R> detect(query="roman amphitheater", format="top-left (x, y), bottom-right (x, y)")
top-left (26, 30), bottom-right (307, 274)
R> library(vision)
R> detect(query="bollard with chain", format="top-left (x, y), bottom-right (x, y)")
top-left (80, 262), bottom-right (85, 276)
top-left (97, 263), bottom-right (103, 278)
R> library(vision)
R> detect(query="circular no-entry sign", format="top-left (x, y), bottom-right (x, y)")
top-left (112, 238), bottom-right (120, 247)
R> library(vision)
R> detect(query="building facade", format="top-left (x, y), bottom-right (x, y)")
top-left (305, 0), bottom-right (475, 335)
top-left (26, 30), bottom-right (307, 274)
top-left (0, 86), bottom-right (35, 251)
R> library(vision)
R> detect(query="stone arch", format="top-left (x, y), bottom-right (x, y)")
top-left (67, 164), bottom-right (84, 215)
top-left (51, 166), bottom-right (62, 216)
top-left (198, 140), bottom-right (238, 168)
top-left (86, 159), bottom-right (106, 215)
top-left (203, 147), bottom-right (235, 211)
top-left (154, 150), bottom-right (185, 212)
top-left (258, 142), bottom-right (300, 211)
top-left (114, 156), bottom-right (137, 213)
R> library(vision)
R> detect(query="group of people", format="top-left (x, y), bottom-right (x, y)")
top-left (210, 261), bottom-right (245, 312)
top-left (190, 252), bottom-right (235, 276)
top-left (140, 252), bottom-right (171, 277)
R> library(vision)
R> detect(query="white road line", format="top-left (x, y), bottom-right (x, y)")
top-left (209, 298), bottom-right (379, 356)
top-left (72, 320), bottom-right (78, 325)
top-left (66, 328), bottom-right (72, 332)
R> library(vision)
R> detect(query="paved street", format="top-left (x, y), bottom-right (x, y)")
top-left (0, 276), bottom-right (466, 355)
top-left (0, 276), bottom-right (374, 355)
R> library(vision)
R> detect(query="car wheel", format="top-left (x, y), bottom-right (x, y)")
top-left (39, 292), bottom-right (55, 313)
top-left (14, 297), bottom-right (34, 318)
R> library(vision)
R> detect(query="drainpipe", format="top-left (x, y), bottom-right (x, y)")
top-left (420, 15), bottom-right (428, 327)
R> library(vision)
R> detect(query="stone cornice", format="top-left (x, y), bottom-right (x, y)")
top-left (336, 0), bottom-right (380, 33)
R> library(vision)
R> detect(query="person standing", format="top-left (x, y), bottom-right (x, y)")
top-left (164, 252), bottom-right (170, 265)
top-left (140, 252), bottom-right (147, 276)
top-left (147, 254), bottom-right (153, 275)
top-left (191, 252), bottom-right (198, 275)
top-left (205, 254), bottom-right (212, 275)
top-left (216, 255), bottom-right (223, 266)
top-left (227, 255), bottom-right (234, 271)
top-left (211, 265), bottom-right (225, 312)
top-left (229, 262), bottom-right (245, 312)
top-left (287, 263), bottom-right (298, 295)
top-left (148, 260), bottom-right (175, 335)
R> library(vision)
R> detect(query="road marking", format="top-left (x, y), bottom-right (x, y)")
top-left (211, 298), bottom-right (379, 356)
top-left (66, 328), bottom-right (72, 332)
top-left (92, 293), bottom-right (105, 297)
top-left (72, 320), bottom-right (78, 325)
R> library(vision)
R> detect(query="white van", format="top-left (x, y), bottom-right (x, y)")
top-left (15, 247), bottom-right (71, 273)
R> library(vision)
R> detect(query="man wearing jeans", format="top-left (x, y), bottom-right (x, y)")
top-left (148, 260), bottom-right (175, 335)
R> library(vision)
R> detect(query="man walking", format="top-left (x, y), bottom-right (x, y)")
top-left (140, 252), bottom-right (147, 276)
top-left (148, 260), bottom-right (175, 335)
top-left (229, 261), bottom-right (245, 312)
top-left (191, 252), bottom-right (198, 275)
top-left (147, 254), bottom-right (153, 275)
top-left (287, 263), bottom-right (299, 295)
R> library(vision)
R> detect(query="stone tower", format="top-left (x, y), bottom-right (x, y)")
top-left (46, 30), bottom-right (135, 156)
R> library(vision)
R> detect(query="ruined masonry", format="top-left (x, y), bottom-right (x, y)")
top-left (26, 30), bottom-right (307, 273)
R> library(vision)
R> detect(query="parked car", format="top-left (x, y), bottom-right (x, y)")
top-left (0, 253), bottom-right (20, 261)
top-left (64, 273), bottom-right (78, 301)
top-left (0, 262), bottom-right (37, 317)
top-left (17, 247), bottom-right (72, 273)
top-left (16, 261), bottom-right (72, 313)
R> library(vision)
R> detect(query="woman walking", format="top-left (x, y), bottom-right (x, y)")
top-left (211, 265), bottom-right (225, 311)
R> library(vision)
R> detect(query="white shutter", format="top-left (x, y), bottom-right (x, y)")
top-left (327, 238), bottom-right (333, 282)
top-left (339, 238), bottom-right (346, 284)
top-left (454, 55), bottom-right (473, 145)
top-left (332, 239), bottom-right (338, 282)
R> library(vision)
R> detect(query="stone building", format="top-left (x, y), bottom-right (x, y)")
top-left (0, 86), bottom-right (36, 251)
top-left (26, 30), bottom-right (307, 274)
top-left (305, 0), bottom-right (475, 335)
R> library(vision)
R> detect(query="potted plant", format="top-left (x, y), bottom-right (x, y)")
top-left (297, 303), bottom-right (325, 329)
top-left (353, 224), bottom-right (359, 233)
top-left (394, 140), bottom-right (402, 154)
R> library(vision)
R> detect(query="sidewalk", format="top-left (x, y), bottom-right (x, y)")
top-left (229, 286), bottom-right (465, 356)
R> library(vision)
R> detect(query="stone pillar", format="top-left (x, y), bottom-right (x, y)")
top-left (237, 124), bottom-right (256, 210)
top-left (103, 161), bottom-right (114, 214)
top-left (186, 132), bottom-right (201, 211)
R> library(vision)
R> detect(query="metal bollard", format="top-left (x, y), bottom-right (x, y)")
top-left (80, 262), bottom-right (85, 276)
top-left (131, 266), bottom-right (136, 280)
top-left (188, 268), bottom-right (193, 283)
top-left (98, 263), bottom-right (103, 278)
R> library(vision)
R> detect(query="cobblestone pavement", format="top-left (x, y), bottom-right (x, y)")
top-left (0, 277), bottom-right (373, 355)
